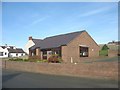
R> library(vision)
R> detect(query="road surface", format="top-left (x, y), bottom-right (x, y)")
top-left (2, 69), bottom-right (118, 88)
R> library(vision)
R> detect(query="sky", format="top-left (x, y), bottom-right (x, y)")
top-left (2, 2), bottom-right (118, 48)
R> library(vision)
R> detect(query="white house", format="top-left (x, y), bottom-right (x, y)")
top-left (24, 36), bottom-right (42, 54)
top-left (0, 45), bottom-right (26, 58)
top-left (0, 46), bottom-right (9, 58)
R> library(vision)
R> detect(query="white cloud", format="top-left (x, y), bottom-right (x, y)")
top-left (79, 7), bottom-right (112, 17)
top-left (32, 16), bottom-right (50, 25)
top-left (21, 15), bottom-right (50, 30)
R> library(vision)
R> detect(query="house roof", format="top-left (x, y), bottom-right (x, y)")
top-left (32, 39), bottom-right (43, 44)
top-left (30, 30), bottom-right (86, 50)
top-left (7, 48), bottom-right (25, 53)
top-left (0, 46), bottom-right (14, 49)
top-left (0, 46), bottom-right (6, 49)
top-left (108, 41), bottom-right (120, 45)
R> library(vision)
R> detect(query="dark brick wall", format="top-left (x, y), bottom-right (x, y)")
top-left (62, 31), bottom-right (100, 62)
top-left (2, 61), bottom-right (118, 80)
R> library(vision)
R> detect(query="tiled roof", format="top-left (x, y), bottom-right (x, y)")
top-left (32, 39), bottom-right (43, 44)
top-left (0, 46), bottom-right (16, 49)
top-left (30, 30), bottom-right (85, 50)
top-left (7, 48), bottom-right (25, 53)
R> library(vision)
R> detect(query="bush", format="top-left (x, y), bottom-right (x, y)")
top-left (102, 44), bottom-right (109, 50)
top-left (99, 50), bottom-right (108, 56)
top-left (29, 59), bottom-right (38, 62)
top-left (36, 59), bottom-right (48, 63)
top-left (23, 59), bottom-right (29, 62)
top-left (9, 58), bottom-right (29, 62)
top-left (48, 54), bottom-right (62, 63)
top-left (9, 58), bottom-right (48, 63)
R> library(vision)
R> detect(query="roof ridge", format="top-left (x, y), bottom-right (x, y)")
top-left (33, 38), bottom-right (42, 40)
top-left (44, 30), bottom-right (86, 40)
top-left (30, 30), bottom-right (86, 50)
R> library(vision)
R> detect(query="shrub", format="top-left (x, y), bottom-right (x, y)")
top-left (102, 44), bottom-right (109, 50)
top-left (36, 59), bottom-right (48, 63)
top-left (9, 58), bottom-right (29, 62)
top-left (99, 50), bottom-right (108, 56)
top-left (23, 59), bottom-right (29, 62)
top-left (42, 59), bottom-right (48, 62)
top-left (29, 59), bottom-right (38, 62)
top-left (57, 57), bottom-right (63, 63)
top-left (48, 54), bottom-right (62, 63)
top-left (36, 60), bottom-right (42, 63)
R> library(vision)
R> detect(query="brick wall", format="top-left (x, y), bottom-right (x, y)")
top-left (2, 61), bottom-right (118, 80)
top-left (108, 50), bottom-right (118, 57)
top-left (61, 46), bottom-right (68, 62)
top-left (62, 31), bottom-right (100, 62)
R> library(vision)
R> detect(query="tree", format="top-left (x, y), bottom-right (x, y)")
top-left (102, 44), bottom-right (109, 50)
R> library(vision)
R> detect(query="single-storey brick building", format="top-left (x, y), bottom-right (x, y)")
top-left (26, 30), bottom-right (100, 62)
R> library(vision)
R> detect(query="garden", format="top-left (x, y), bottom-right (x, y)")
top-left (8, 54), bottom-right (63, 63)
top-left (99, 44), bottom-right (109, 56)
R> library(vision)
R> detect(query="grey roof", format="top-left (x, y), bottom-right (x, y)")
top-left (0, 46), bottom-right (6, 49)
top-left (30, 30), bottom-right (85, 50)
top-left (7, 48), bottom-right (25, 53)
top-left (108, 41), bottom-right (120, 45)
top-left (0, 46), bottom-right (14, 49)
top-left (32, 39), bottom-right (43, 45)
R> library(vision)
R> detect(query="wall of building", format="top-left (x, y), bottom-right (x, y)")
top-left (0, 47), bottom-right (9, 58)
top-left (108, 50), bottom-right (118, 57)
top-left (9, 53), bottom-right (26, 57)
top-left (36, 48), bottom-right (41, 59)
top-left (47, 51), bottom-right (52, 60)
top-left (24, 40), bottom-right (35, 54)
top-left (62, 31), bottom-right (100, 62)
top-left (61, 46), bottom-right (68, 62)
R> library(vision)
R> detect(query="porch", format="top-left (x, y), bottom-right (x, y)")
top-left (29, 47), bottom-right (61, 60)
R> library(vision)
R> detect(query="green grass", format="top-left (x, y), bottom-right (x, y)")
top-left (84, 56), bottom-right (119, 63)
top-left (99, 50), bottom-right (108, 56)
top-left (9, 58), bottom-right (29, 62)
top-left (36, 59), bottom-right (48, 63)
top-left (8, 58), bottom-right (49, 63)
top-left (94, 56), bottom-right (119, 62)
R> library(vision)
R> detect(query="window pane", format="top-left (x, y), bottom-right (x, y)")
top-left (0, 52), bottom-right (3, 56)
top-left (80, 46), bottom-right (88, 57)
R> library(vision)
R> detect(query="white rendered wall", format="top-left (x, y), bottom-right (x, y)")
top-left (9, 53), bottom-right (26, 57)
top-left (24, 40), bottom-right (35, 54)
top-left (0, 47), bottom-right (9, 58)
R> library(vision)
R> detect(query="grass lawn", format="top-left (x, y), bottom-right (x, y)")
top-left (84, 56), bottom-right (119, 63)
top-left (94, 56), bottom-right (119, 62)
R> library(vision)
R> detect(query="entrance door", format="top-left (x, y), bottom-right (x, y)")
top-left (80, 46), bottom-right (89, 57)
top-left (43, 51), bottom-right (47, 59)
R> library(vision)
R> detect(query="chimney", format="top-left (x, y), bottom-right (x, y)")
top-left (29, 36), bottom-right (33, 40)
top-left (13, 46), bottom-right (16, 49)
top-left (5, 44), bottom-right (7, 47)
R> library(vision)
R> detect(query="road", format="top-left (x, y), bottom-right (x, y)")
top-left (2, 69), bottom-right (118, 88)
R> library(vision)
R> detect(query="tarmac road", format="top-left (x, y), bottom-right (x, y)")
top-left (2, 69), bottom-right (118, 88)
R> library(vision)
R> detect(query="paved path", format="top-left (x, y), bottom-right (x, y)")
top-left (2, 69), bottom-right (118, 88)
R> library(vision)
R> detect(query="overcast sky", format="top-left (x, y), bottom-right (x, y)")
top-left (2, 2), bottom-right (118, 48)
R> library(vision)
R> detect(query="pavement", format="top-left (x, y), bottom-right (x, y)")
top-left (2, 69), bottom-right (118, 88)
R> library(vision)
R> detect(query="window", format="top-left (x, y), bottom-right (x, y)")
top-left (43, 51), bottom-right (47, 55)
top-left (0, 52), bottom-right (3, 56)
top-left (16, 53), bottom-right (18, 56)
top-left (48, 51), bottom-right (52, 55)
top-left (43, 51), bottom-right (47, 59)
top-left (5, 52), bottom-right (7, 55)
top-left (80, 46), bottom-right (89, 57)
top-left (21, 53), bottom-right (23, 56)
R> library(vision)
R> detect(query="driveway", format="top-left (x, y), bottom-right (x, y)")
top-left (2, 69), bottom-right (118, 88)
